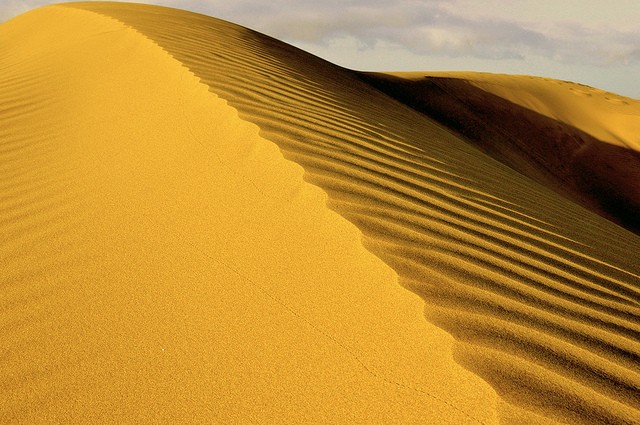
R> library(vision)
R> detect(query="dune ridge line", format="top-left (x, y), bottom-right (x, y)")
top-left (0, 4), bottom-right (500, 424)
top-left (61, 3), bottom-right (640, 423)
top-left (1, 2), bottom-right (639, 423)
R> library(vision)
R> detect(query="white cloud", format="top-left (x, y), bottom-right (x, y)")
top-left (1, 0), bottom-right (639, 97)
top-left (2, 0), bottom-right (639, 65)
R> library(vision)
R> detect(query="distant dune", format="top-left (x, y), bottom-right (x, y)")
top-left (1, 3), bottom-right (639, 424)
top-left (359, 72), bottom-right (640, 235)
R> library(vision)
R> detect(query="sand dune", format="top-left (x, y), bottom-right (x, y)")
top-left (1, 2), bottom-right (639, 424)
top-left (359, 72), bottom-right (640, 234)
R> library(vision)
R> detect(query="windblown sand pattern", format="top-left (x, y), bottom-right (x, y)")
top-left (1, 3), bottom-right (639, 424)
top-left (359, 72), bottom-right (640, 234)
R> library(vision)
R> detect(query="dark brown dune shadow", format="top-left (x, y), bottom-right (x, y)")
top-left (358, 73), bottom-right (640, 236)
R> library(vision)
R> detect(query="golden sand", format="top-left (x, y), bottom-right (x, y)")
top-left (386, 71), bottom-right (640, 151)
top-left (362, 72), bottom-right (640, 234)
top-left (1, 3), bottom-right (639, 424)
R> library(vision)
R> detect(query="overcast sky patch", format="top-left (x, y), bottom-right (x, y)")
top-left (1, 0), bottom-right (639, 97)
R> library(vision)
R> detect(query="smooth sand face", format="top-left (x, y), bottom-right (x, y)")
top-left (1, 3), bottom-right (640, 424)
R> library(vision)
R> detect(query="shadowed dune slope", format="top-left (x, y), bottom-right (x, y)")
top-left (358, 72), bottom-right (640, 235)
top-left (2, 2), bottom-right (640, 424)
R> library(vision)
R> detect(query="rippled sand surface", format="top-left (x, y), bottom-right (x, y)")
top-left (1, 3), bottom-right (639, 424)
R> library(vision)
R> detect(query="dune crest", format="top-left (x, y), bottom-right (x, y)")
top-left (0, 4), bottom-right (497, 424)
top-left (1, 2), bottom-right (639, 424)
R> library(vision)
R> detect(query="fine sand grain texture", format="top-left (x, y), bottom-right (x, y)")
top-left (1, 3), bottom-right (640, 424)
top-left (0, 5), bottom-right (497, 424)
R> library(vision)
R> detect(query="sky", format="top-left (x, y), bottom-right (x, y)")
top-left (2, 0), bottom-right (639, 99)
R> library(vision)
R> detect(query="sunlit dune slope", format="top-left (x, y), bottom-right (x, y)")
top-left (359, 72), bottom-right (640, 235)
top-left (0, 5), bottom-right (497, 424)
top-left (1, 2), bottom-right (639, 424)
